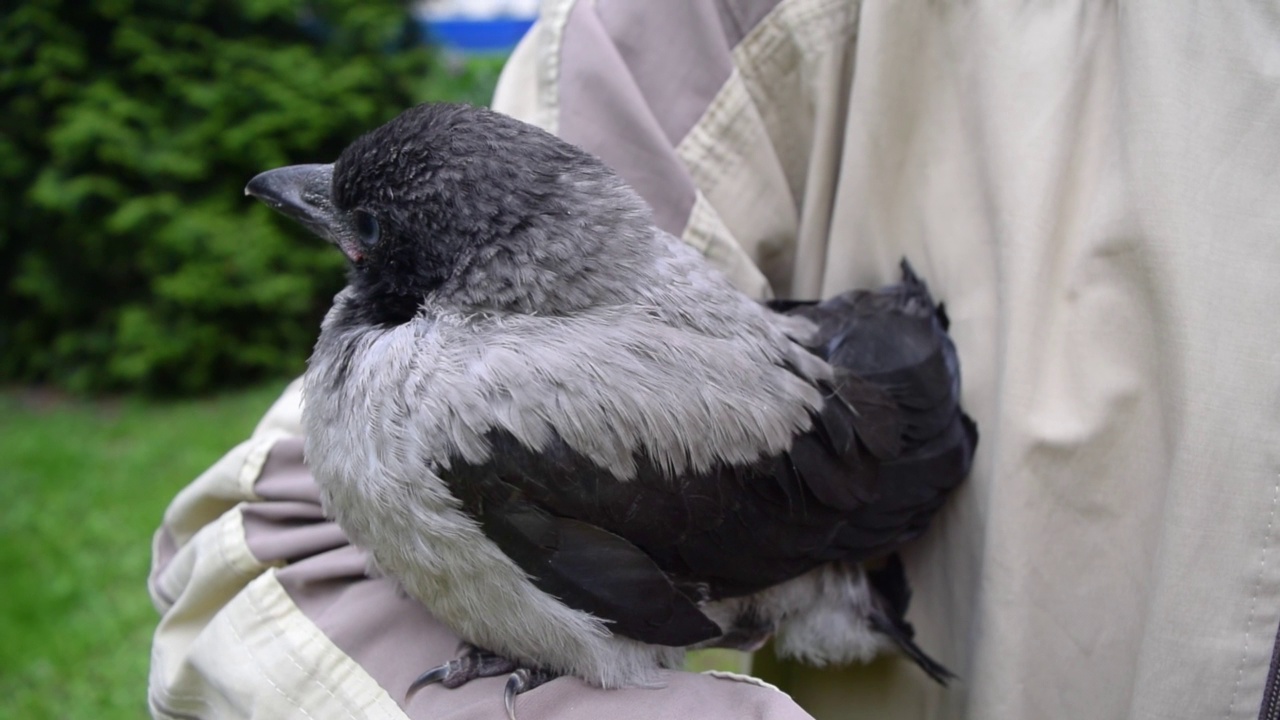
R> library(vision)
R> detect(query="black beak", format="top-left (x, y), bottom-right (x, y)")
top-left (245, 163), bottom-right (363, 262)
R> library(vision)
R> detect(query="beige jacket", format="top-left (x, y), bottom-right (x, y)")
top-left (150, 2), bottom-right (1280, 719)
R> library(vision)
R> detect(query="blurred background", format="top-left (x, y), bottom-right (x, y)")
top-left (0, 1), bottom-right (531, 717)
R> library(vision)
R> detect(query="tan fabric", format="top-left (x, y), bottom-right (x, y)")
top-left (495, 1), bottom-right (1280, 719)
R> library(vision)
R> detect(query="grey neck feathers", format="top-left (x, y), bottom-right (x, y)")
top-left (434, 175), bottom-right (660, 316)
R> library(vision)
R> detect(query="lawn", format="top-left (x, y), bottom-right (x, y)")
top-left (0, 381), bottom-right (293, 720)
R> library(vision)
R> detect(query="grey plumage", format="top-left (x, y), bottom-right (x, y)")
top-left (246, 102), bottom-right (976, 696)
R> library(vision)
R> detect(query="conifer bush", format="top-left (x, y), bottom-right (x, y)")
top-left (0, 0), bottom-right (501, 393)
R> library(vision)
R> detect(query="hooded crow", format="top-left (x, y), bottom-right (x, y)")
top-left (246, 102), bottom-right (977, 716)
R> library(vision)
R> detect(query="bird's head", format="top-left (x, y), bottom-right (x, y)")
top-left (246, 103), bottom-right (655, 323)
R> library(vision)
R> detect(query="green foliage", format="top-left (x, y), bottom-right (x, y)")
top-left (0, 1), bottom-right (502, 394)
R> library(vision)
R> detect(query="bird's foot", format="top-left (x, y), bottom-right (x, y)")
top-left (409, 643), bottom-right (558, 720)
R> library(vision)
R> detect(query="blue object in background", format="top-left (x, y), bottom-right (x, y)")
top-left (419, 17), bottom-right (535, 54)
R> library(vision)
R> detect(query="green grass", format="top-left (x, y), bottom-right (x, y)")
top-left (0, 381), bottom-right (292, 720)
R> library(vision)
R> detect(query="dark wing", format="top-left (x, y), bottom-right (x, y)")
top-left (443, 401), bottom-right (884, 648)
top-left (476, 500), bottom-right (723, 645)
top-left (442, 260), bottom-right (976, 647)
top-left (778, 260), bottom-right (979, 554)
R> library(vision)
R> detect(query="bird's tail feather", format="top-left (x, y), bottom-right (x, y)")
top-left (866, 554), bottom-right (956, 685)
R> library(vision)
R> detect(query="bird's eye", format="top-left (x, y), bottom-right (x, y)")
top-left (354, 210), bottom-right (380, 247)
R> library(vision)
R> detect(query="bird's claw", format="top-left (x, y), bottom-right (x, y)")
top-left (408, 643), bottom-right (559, 719)
top-left (504, 672), bottom-right (522, 720)
top-left (503, 667), bottom-right (557, 720)
top-left (407, 646), bottom-right (515, 692)
top-left (409, 662), bottom-right (453, 691)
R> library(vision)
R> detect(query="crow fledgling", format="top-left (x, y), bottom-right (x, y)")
top-left (246, 102), bottom-right (977, 715)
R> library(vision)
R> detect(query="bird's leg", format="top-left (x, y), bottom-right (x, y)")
top-left (410, 643), bottom-right (560, 720)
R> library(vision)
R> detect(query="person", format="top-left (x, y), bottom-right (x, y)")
top-left (148, 1), bottom-right (1280, 719)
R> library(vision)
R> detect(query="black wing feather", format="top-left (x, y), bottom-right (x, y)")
top-left (438, 260), bottom-right (976, 647)
top-left (483, 504), bottom-right (722, 645)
